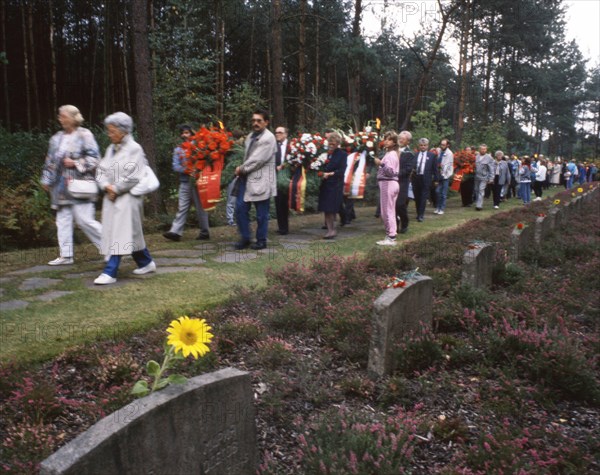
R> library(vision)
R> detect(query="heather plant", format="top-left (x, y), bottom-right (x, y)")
top-left (492, 261), bottom-right (525, 287)
top-left (482, 320), bottom-right (600, 404)
top-left (218, 316), bottom-right (264, 348)
top-left (393, 328), bottom-right (444, 376)
top-left (1, 421), bottom-right (58, 475)
top-left (377, 375), bottom-right (421, 407)
top-left (293, 405), bottom-right (423, 474)
top-left (254, 336), bottom-right (296, 369)
top-left (7, 377), bottom-right (64, 425)
top-left (455, 419), bottom-right (593, 473)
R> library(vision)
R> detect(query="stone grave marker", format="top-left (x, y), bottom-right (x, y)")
top-left (461, 242), bottom-right (495, 289)
top-left (509, 224), bottom-right (533, 263)
top-left (40, 368), bottom-right (256, 475)
top-left (548, 208), bottom-right (560, 230)
top-left (534, 215), bottom-right (551, 245)
top-left (368, 275), bottom-right (433, 378)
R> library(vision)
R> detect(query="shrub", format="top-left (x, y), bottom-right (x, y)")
top-left (483, 321), bottom-right (600, 404)
top-left (254, 337), bottom-right (295, 369)
top-left (293, 405), bottom-right (423, 474)
top-left (394, 329), bottom-right (444, 376)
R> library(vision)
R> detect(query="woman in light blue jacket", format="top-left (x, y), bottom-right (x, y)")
top-left (41, 105), bottom-right (103, 266)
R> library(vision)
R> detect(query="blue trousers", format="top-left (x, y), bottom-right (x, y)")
top-left (520, 182), bottom-right (531, 204)
top-left (436, 179), bottom-right (450, 211)
top-left (102, 248), bottom-right (152, 278)
top-left (235, 179), bottom-right (270, 244)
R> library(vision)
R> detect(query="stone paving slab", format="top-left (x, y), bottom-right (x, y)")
top-left (0, 288), bottom-right (4, 297)
top-left (213, 251), bottom-right (260, 263)
top-left (153, 249), bottom-right (204, 258)
top-left (152, 266), bottom-right (210, 275)
top-left (153, 257), bottom-right (206, 266)
top-left (0, 300), bottom-right (29, 311)
top-left (86, 279), bottom-right (134, 291)
top-left (64, 271), bottom-right (99, 279)
top-left (8, 265), bottom-right (61, 275)
top-left (274, 233), bottom-right (314, 242)
top-left (193, 243), bottom-right (218, 252)
top-left (275, 242), bottom-right (310, 250)
top-left (34, 291), bottom-right (75, 302)
top-left (19, 277), bottom-right (63, 291)
top-left (0, 277), bottom-right (14, 284)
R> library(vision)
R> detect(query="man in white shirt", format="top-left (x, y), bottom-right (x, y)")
top-left (434, 138), bottom-right (454, 215)
top-left (274, 126), bottom-right (289, 234)
top-left (533, 158), bottom-right (547, 200)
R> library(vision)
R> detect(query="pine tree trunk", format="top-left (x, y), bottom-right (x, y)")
top-left (1, 0), bottom-right (10, 129)
top-left (297, 0), bottom-right (307, 128)
top-left (48, 0), bottom-right (57, 118)
top-left (401, 0), bottom-right (459, 130)
top-left (271, 0), bottom-right (284, 127)
top-left (348, 0), bottom-right (362, 131)
top-left (131, 0), bottom-right (161, 214)
top-left (20, 1), bottom-right (31, 130)
top-left (456, 0), bottom-right (470, 147)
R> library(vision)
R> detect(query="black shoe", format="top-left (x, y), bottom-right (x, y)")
top-left (195, 233), bottom-right (210, 240)
top-left (399, 227), bottom-right (408, 234)
top-left (475, 207), bottom-right (482, 211)
top-left (250, 242), bottom-right (267, 250)
top-left (163, 231), bottom-right (181, 242)
top-left (234, 240), bottom-right (250, 250)
top-left (276, 230), bottom-right (288, 235)
top-left (321, 225), bottom-right (327, 230)
top-left (417, 217), bottom-right (423, 222)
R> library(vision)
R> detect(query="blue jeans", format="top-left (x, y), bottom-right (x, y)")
top-left (103, 248), bottom-right (153, 278)
top-left (436, 179), bottom-right (449, 211)
top-left (521, 182), bottom-right (531, 204)
top-left (235, 179), bottom-right (270, 244)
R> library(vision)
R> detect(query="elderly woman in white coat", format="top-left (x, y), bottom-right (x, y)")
top-left (93, 112), bottom-right (156, 285)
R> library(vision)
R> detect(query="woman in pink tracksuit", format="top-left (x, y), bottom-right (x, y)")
top-left (374, 131), bottom-right (400, 246)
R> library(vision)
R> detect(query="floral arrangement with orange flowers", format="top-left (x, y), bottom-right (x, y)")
top-left (181, 126), bottom-right (234, 179)
top-left (453, 149), bottom-right (476, 179)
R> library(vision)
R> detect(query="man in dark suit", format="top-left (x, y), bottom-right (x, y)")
top-left (412, 137), bottom-right (436, 221)
top-left (274, 126), bottom-right (289, 234)
top-left (396, 130), bottom-right (416, 234)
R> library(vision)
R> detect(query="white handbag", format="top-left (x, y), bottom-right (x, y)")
top-left (68, 178), bottom-right (99, 200)
top-left (130, 166), bottom-right (160, 196)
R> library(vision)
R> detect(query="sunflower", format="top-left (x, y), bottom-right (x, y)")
top-left (167, 316), bottom-right (213, 358)
top-left (577, 187), bottom-right (583, 193)
top-left (553, 199), bottom-right (560, 205)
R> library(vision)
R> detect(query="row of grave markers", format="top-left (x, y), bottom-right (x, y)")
top-left (40, 186), bottom-right (598, 475)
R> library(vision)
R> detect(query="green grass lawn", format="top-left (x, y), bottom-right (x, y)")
top-left (0, 189), bottom-right (561, 364)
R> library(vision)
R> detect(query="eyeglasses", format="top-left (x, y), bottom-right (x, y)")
top-left (251, 119), bottom-right (264, 123)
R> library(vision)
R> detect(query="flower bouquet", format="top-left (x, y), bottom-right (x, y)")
top-left (452, 149), bottom-right (477, 205)
top-left (181, 126), bottom-right (235, 211)
top-left (309, 152), bottom-right (330, 177)
top-left (286, 133), bottom-right (326, 168)
top-left (354, 127), bottom-right (379, 161)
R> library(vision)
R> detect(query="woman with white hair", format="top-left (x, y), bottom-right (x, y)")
top-left (94, 112), bottom-right (156, 285)
top-left (41, 105), bottom-right (103, 265)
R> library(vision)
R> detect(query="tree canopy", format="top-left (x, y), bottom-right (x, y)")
top-left (1, 0), bottom-right (598, 158)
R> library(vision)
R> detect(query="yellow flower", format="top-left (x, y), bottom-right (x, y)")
top-left (571, 193), bottom-right (576, 197)
top-left (577, 187), bottom-right (583, 193)
top-left (167, 316), bottom-right (213, 358)
top-left (553, 199), bottom-right (560, 205)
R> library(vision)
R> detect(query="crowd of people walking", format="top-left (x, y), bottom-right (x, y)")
top-left (41, 105), bottom-right (598, 279)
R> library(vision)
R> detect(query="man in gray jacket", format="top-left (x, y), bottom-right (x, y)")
top-left (474, 144), bottom-right (494, 211)
top-left (493, 151), bottom-right (511, 209)
top-left (234, 109), bottom-right (277, 250)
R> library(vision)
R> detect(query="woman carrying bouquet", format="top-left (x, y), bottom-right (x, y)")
top-left (318, 132), bottom-right (347, 239)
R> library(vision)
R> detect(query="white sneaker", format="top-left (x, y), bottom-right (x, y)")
top-left (376, 237), bottom-right (397, 246)
top-left (494, 205), bottom-right (499, 209)
top-left (48, 257), bottom-right (74, 266)
top-left (438, 210), bottom-right (444, 215)
top-left (94, 273), bottom-right (116, 285)
top-left (133, 261), bottom-right (156, 275)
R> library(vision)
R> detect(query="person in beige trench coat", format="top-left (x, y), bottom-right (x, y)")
top-left (93, 112), bottom-right (156, 285)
